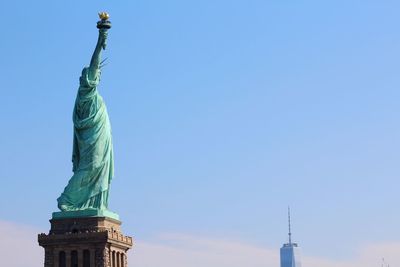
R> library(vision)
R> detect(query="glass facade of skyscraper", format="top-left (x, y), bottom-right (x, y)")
top-left (280, 243), bottom-right (302, 267)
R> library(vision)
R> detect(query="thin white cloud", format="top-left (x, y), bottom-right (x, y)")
top-left (130, 234), bottom-right (279, 267)
top-left (303, 242), bottom-right (400, 267)
top-left (0, 220), bottom-right (398, 267)
top-left (0, 220), bottom-right (43, 267)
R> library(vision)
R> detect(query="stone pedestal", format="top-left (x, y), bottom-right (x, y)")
top-left (38, 217), bottom-right (133, 267)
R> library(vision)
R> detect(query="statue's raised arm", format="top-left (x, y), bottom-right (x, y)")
top-left (88, 29), bottom-right (107, 80)
top-left (88, 12), bottom-right (111, 81)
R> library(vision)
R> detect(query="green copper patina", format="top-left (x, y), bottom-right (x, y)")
top-left (53, 13), bottom-right (118, 220)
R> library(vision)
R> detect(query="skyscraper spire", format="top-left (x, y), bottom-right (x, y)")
top-left (281, 207), bottom-right (302, 267)
top-left (288, 206), bottom-right (292, 244)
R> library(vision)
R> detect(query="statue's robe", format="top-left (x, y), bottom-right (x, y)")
top-left (57, 68), bottom-right (114, 211)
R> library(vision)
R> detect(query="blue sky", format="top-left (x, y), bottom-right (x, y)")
top-left (1, 1), bottom-right (400, 266)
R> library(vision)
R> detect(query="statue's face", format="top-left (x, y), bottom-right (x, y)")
top-left (80, 67), bottom-right (101, 80)
top-left (80, 67), bottom-right (101, 86)
top-left (94, 68), bottom-right (101, 79)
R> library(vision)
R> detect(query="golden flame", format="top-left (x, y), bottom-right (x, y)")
top-left (98, 12), bottom-right (110, 21)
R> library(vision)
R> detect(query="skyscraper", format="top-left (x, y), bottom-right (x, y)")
top-left (280, 208), bottom-right (302, 267)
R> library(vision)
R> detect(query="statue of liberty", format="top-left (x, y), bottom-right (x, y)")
top-left (56, 13), bottom-right (117, 218)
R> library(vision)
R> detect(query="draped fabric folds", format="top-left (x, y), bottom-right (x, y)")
top-left (57, 68), bottom-right (114, 211)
